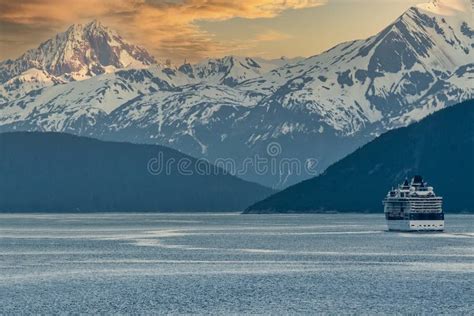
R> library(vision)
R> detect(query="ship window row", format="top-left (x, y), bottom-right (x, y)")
top-left (409, 213), bottom-right (444, 220)
top-left (410, 202), bottom-right (442, 204)
top-left (411, 224), bottom-right (444, 228)
top-left (411, 207), bottom-right (442, 210)
top-left (384, 202), bottom-right (442, 213)
top-left (386, 211), bottom-right (443, 217)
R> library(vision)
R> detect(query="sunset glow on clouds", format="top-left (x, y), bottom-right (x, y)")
top-left (0, 0), bottom-right (427, 62)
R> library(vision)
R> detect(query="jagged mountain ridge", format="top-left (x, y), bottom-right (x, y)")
top-left (0, 1), bottom-right (472, 188)
top-left (179, 56), bottom-right (304, 87)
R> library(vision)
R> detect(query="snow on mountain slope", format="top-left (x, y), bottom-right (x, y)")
top-left (178, 56), bottom-right (286, 87)
top-left (0, 68), bottom-right (66, 101)
top-left (0, 66), bottom-right (191, 131)
top-left (101, 82), bottom-right (263, 154)
top-left (0, 1), bottom-right (472, 189)
top-left (244, 2), bottom-right (473, 135)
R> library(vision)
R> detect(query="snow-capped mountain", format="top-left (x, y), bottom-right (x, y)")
top-left (243, 1), bottom-right (473, 134)
top-left (0, 0), bottom-right (472, 188)
top-left (0, 20), bottom-right (155, 91)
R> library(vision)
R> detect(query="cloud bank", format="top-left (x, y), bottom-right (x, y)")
top-left (0, 0), bottom-right (327, 61)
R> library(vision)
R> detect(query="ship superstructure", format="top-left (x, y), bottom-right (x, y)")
top-left (383, 176), bottom-right (444, 231)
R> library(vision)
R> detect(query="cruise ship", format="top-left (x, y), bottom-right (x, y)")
top-left (383, 176), bottom-right (444, 231)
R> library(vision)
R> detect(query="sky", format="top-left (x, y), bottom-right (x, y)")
top-left (0, 0), bottom-right (431, 63)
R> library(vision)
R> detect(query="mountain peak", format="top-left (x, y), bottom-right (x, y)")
top-left (85, 19), bottom-right (103, 28)
top-left (0, 20), bottom-right (156, 82)
top-left (64, 20), bottom-right (111, 37)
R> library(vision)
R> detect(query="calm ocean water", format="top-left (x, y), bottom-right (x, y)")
top-left (0, 213), bottom-right (472, 314)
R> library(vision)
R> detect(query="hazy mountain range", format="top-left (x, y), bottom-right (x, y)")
top-left (246, 99), bottom-right (474, 213)
top-left (0, 1), bottom-right (472, 189)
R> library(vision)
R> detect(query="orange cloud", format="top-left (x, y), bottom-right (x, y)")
top-left (0, 0), bottom-right (326, 61)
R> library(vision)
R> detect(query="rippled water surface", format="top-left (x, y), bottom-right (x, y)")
top-left (0, 213), bottom-right (473, 314)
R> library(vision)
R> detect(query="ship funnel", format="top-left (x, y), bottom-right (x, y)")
top-left (413, 175), bottom-right (423, 184)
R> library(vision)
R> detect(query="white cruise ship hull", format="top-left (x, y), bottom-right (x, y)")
top-left (386, 220), bottom-right (444, 232)
top-left (383, 176), bottom-right (444, 232)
